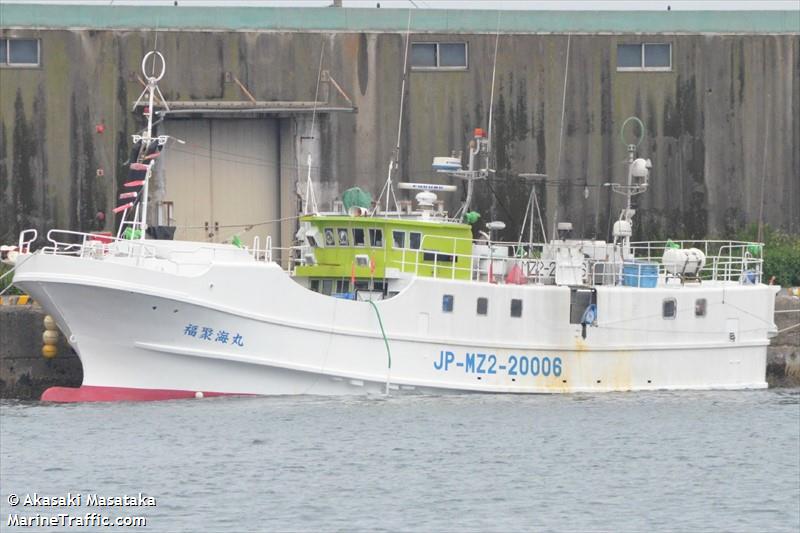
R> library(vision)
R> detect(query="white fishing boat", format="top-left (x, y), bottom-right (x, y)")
top-left (8, 53), bottom-right (780, 402)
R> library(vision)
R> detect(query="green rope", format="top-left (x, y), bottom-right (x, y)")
top-left (367, 300), bottom-right (392, 393)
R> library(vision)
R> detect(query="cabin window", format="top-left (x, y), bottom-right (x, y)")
top-left (310, 279), bottom-right (320, 293)
top-left (336, 280), bottom-right (350, 293)
top-left (324, 228), bottom-right (336, 246)
top-left (663, 298), bottom-right (677, 319)
top-left (409, 232), bottom-right (422, 250)
top-left (510, 299), bottom-right (523, 318)
top-left (354, 280), bottom-right (369, 291)
top-left (392, 230), bottom-right (405, 249)
top-left (1, 38), bottom-right (40, 67)
top-left (477, 297), bottom-right (488, 316)
top-left (442, 294), bottom-right (454, 313)
top-left (411, 42), bottom-right (468, 70)
top-left (353, 228), bottom-right (366, 247)
top-left (695, 298), bottom-right (707, 318)
top-left (321, 279), bottom-right (333, 295)
top-left (369, 228), bottom-right (383, 247)
top-left (307, 234), bottom-right (319, 248)
top-left (423, 251), bottom-right (456, 263)
top-left (617, 43), bottom-right (671, 71)
top-left (337, 228), bottom-right (349, 246)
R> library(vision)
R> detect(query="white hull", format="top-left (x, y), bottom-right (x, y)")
top-left (15, 250), bottom-right (775, 398)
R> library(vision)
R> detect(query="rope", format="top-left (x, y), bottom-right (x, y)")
top-left (757, 109), bottom-right (769, 243)
top-left (168, 142), bottom-right (628, 184)
top-left (0, 252), bottom-right (39, 297)
top-left (303, 41), bottom-right (325, 215)
top-left (486, 12), bottom-right (500, 166)
top-left (777, 323), bottom-right (800, 334)
top-left (367, 300), bottom-right (392, 395)
top-left (174, 214), bottom-right (303, 231)
top-left (552, 33), bottom-right (571, 229)
top-left (598, 296), bottom-right (774, 332)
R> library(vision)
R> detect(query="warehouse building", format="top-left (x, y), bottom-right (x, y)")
top-left (0, 4), bottom-right (798, 257)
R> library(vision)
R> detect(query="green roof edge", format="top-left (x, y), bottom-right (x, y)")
top-left (1, 4), bottom-right (798, 33)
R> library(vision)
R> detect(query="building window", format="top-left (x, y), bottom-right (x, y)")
top-left (324, 228), bottom-right (336, 246)
top-left (409, 232), bottom-right (422, 250)
top-left (510, 299), bottom-right (522, 318)
top-left (392, 230), bottom-right (405, 249)
top-left (411, 42), bottom-right (468, 70)
top-left (663, 298), bottom-right (677, 319)
top-left (477, 297), bottom-right (488, 316)
top-left (695, 298), bottom-right (706, 318)
top-left (617, 43), bottom-right (671, 71)
top-left (337, 228), bottom-right (349, 246)
top-left (1, 38), bottom-right (40, 67)
top-left (369, 228), bottom-right (383, 247)
top-left (442, 294), bottom-right (454, 313)
top-left (353, 228), bottom-right (365, 247)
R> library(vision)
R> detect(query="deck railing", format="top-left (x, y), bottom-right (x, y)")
top-left (37, 229), bottom-right (280, 274)
top-left (384, 236), bottom-right (763, 286)
top-left (628, 240), bottom-right (763, 283)
top-left (28, 228), bottom-right (763, 287)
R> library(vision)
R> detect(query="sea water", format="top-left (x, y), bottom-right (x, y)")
top-left (1, 390), bottom-right (798, 532)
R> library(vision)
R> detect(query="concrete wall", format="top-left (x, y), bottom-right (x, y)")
top-left (768, 292), bottom-right (800, 388)
top-left (1, 28), bottom-right (798, 244)
top-left (0, 306), bottom-right (81, 400)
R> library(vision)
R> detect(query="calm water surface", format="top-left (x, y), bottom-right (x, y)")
top-left (1, 390), bottom-right (798, 532)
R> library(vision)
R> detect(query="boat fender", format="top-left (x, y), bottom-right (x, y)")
top-left (42, 314), bottom-right (59, 359)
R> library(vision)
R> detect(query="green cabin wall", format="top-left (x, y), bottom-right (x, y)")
top-left (294, 215), bottom-right (473, 281)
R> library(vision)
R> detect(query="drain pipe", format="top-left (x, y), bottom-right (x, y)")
top-left (367, 300), bottom-right (392, 394)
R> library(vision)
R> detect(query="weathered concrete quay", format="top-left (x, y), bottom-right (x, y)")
top-left (1, 292), bottom-right (797, 400)
top-left (768, 292), bottom-right (800, 388)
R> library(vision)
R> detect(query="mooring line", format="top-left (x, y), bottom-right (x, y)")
top-left (367, 300), bottom-right (392, 395)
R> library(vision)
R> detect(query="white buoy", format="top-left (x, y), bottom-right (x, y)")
top-left (195, 391), bottom-right (204, 399)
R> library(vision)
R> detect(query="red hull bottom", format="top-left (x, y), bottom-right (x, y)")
top-left (41, 385), bottom-right (244, 403)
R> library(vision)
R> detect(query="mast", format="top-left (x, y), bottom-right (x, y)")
top-left (606, 116), bottom-right (651, 251)
top-left (124, 50), bottom-right (170, 239)
top-left (443, 16), bottom-right (500, 221)
top-left (303, 42), bottom-right (325, 215)
top-left (373, 10), bottom-right (412, 216)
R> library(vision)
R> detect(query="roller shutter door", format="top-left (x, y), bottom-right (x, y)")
top-left (161, 118), bottom-right (280, 248)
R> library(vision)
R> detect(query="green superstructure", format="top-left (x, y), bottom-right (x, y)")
top-left (295, 215), bottom-right (473, 294)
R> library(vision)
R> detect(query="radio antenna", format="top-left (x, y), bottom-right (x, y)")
top-left (374, 10), bottom-right (411, 216)
top-left (303, 41), bottom-right (325, 215)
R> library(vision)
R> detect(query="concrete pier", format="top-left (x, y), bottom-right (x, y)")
top-left (0, 305), bottom-right (82, 400)
top-left (1, 293), bottom-right (798, 400)
top-left (767, 291), bottom-right (800, 388)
